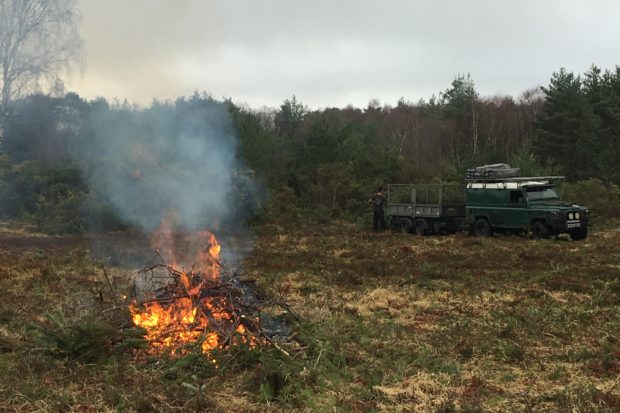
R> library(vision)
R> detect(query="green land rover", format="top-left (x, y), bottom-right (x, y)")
top-left (466, 177), bottom-right (589, 240)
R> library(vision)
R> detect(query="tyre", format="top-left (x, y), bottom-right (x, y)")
top-left (531, 221), bottom-right (550, 239)
top-left (399, 219), bottom-right (412, 234)
top-left (473, 218), bottom-right (492, 237)
top-left (467, 223), bottom-right (475, 236)
top-left (413, 219), bottom-right (427, 236)
top-left (569, 228), bottom-right (588, 241)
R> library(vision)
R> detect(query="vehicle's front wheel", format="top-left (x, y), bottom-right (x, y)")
top-left (473, 218), bottom-right (492, 237)
top-left (569, 228), bottom-right (588, 240)
top-left (531, 222), bottom-right (551, 239)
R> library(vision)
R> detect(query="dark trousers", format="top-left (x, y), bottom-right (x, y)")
top-left (373, 209), bottom-right (385, 231)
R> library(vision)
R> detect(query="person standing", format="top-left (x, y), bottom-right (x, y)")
top-left (369, 187), bottom-right (386, 231)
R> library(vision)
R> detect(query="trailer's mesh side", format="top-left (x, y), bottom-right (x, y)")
top-left (389, 185), bottom-right (413, 203)
top-left (442, 185), bottom-right (466, 204)
top-left (388, 184), bottom-right (465, 205)
top-left (415, 185), bottom-right (440, 204)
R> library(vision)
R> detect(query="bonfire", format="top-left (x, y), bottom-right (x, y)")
top-left (128, 215), bottom-right (276, 356)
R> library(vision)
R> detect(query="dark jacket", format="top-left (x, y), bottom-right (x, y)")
top-left (370, 192), bottom-right (385, 212)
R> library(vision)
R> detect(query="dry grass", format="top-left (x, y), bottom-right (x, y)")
top-left (0, 221), bottom-right (619, 412)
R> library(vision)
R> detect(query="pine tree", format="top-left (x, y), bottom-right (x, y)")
top-left (534, 68), bottom-right (600, 180)
top-left (440, 74), bottom-right (480, 167)
top-left (584, 66), bottom-right (620, 182)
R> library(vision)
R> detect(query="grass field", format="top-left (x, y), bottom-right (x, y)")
top-left (0, 220), bottom-right (619, 412)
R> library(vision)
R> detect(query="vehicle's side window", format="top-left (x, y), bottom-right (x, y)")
top-left (509, 190), bottom-right (524, 204)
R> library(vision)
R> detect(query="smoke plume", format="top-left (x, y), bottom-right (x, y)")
top-left (77, 96), bottom-right (243, 233)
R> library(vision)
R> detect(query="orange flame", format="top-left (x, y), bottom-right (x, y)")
top-left (129, 213), bottom-right (254, 355)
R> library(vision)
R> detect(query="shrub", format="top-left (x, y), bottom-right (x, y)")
top-left (561, 179), bottom-right (620, 221)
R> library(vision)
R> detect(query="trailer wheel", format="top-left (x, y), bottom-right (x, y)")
top-left (413, 219), bottom-right (427, 236)
top-left (399, 219), bottom-right (412, 234)
top-left (474, 218), bottom-right (492, 237)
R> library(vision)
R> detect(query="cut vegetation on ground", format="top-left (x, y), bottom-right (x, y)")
top-left (0, 221), bottom-right (619, 412)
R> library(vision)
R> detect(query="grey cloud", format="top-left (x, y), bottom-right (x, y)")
top-left (72, 0), bottom-right (620, 108)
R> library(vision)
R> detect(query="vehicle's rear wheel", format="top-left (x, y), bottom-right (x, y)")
top-left (467, 223), bottom-right (475, 236)
top-left (569, 228), bottom-right (588, 240)
top-left (399, 219), bottom-right (412, 234)
top-left (474, 218), bottom-right (492, 237)
top-left (413, 219), bottom-right (427, 236)
top-left (531, 221), bottom-right (551, 239)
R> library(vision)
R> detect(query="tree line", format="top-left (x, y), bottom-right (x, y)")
top-left (1, 66), bottom-right (620, 233)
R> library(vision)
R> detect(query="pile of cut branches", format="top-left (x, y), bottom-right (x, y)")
top-left (129, 262), bottom-right (291, 356)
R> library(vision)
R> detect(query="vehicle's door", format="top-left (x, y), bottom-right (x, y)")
top-left (504, 190), bottom-right (528, 227)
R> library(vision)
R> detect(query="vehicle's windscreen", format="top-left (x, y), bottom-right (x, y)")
top-left (526, 187), bottom-right (559, 200)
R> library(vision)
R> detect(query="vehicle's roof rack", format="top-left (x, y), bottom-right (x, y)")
top-left (466, 176), bottom-right (565, 189)
top-left (466, 176), bottom-right (564, 183)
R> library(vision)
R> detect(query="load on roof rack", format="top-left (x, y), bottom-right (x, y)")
top-left (466, 163), bottom-right (564, 186)
top-left (466, 163), bottom-right (520, 180)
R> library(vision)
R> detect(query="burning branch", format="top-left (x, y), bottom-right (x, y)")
top-left (125, 214), bottom-right (291, 356)
top-left (129, 250), bottom-right (288, 356)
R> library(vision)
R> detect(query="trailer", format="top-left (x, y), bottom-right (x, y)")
top-left (387, 184), bottom-right (466, 235)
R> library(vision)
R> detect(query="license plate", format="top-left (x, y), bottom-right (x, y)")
top-left (567, 222), bottom-right (581, 229)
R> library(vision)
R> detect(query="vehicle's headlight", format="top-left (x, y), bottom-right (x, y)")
top-left (568, 212), bottom-right (574, 220)
top-left (575, 212), bottom-right (580, 220)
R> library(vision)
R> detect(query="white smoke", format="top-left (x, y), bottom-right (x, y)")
top-left (78, 96), bottom-right (241, 232)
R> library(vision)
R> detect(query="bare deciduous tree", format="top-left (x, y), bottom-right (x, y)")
top-left (0, 0), bottom-right (82, 152)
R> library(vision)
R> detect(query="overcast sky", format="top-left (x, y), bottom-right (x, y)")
top-left (65, 0), bottom-right (620, 109)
